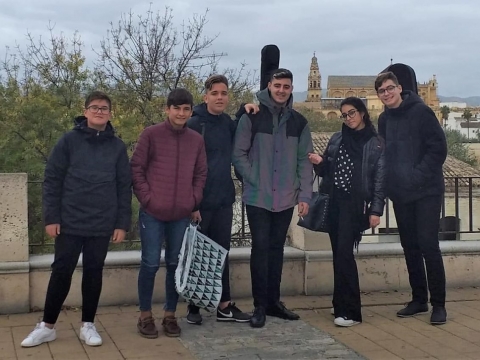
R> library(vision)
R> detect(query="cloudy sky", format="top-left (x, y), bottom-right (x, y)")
top-left (0, 0), bottom-right (478, 97)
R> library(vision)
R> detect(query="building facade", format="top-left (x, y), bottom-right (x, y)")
top-left (297, 54), bottom-right (441, 121)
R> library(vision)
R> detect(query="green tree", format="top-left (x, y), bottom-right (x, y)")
top-left (445, 129), bottom-right (477, 166)
top-left (463, 108), bottom-right (473, 141)
top-left (295, 107), bottom-right (342, 133)
top-left (440, 105), bottom-right (450, 129)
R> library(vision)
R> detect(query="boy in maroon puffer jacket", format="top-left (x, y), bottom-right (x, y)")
top-left (131, 88), bottom-right (207, 338)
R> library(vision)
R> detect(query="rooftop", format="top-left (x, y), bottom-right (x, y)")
top-left (327, 75), bottom-right (378, 89)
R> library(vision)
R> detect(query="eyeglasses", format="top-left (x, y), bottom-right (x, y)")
top-left (340, 109), bottom-right (357, 119)
top-left (377, 85), bottom-right (397, 96)
top-left (87, 106), bottom-right (111, 114)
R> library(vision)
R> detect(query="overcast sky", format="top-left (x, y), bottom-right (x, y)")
top-left (0, 0), bottom-right (478, 97)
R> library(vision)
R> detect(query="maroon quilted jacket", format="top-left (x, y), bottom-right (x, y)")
top-left (131, 119), bottom-right (207, 222)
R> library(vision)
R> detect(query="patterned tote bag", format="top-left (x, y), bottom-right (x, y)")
top-left (175, 223), bottom-right (228, 312)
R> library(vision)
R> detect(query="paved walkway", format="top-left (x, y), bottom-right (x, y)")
top-left (2, 288), bottom-right (480, 359)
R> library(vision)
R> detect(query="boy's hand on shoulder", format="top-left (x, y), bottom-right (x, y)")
top-left (112, 229), bottom-right (126, 243)
top-left (244, 103), bottom-right (260, 114)
top-left (45, 224), bottom-right (60, 238)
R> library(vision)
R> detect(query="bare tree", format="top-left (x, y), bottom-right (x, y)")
top-left (96, 6), bottom-right (225, 126)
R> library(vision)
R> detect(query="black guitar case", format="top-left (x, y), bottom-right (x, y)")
top-left (381, 63), bottom-right (418, 95)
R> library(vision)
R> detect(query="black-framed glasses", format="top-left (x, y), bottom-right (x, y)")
top-left (377, 85), bottom-right (397, 96)
top-left (87, 106), bottom-right (111, 114)
top-left (340, 109), bottom-right (357, 119)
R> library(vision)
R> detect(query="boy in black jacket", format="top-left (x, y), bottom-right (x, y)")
top-left (21, 91), bottom-right (132, 347)
top-left (376, 72), bottom-right (447, 325)
top-left (186, 75), bottom-right (256, 324)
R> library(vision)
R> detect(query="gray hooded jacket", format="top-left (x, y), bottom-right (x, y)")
top-left (232, 89), bottom-right (313, 212)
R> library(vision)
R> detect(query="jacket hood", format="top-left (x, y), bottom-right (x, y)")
top-left (256, 88), bottom-right (293, 113)
top-left (385, 90), bottom-right (424, 116)
top-left (192, 103), bottom-right (209, 118)
top-left (73, 116), bottom-right (115, 138)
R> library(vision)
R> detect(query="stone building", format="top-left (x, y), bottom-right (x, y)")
top-left (297, 54), bottom-right (441, 121)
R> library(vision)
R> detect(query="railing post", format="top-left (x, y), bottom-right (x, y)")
top-left (0, 173), bottom-right (30, 314)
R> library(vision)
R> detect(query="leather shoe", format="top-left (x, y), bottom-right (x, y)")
top-left (266, 301), bottom-right (300, 320)
top-left (250, 306), bottom-right (266, 328)
top-left (430, 306), bottom-right (447, 325)
top-left (396, 301), bottom-right (428, 318)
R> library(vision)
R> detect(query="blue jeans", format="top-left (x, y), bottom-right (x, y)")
top-left (137, 209), bottom-right (189, 312)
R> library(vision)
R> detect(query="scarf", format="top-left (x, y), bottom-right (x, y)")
top-left (341, 123), bottom-right (376, 249)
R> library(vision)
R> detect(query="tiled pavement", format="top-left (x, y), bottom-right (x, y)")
top-left (3, 288), bottom-right (480, 359)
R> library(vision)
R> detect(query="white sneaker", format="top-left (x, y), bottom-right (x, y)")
top-left (21, 322), bottom-right (56, 347)
top-left (330, 307), bottom-right (335, 316)
top-left (334, 317), bottom-right (360, 327)
top-left (80, 322), bottom-right (102, 346)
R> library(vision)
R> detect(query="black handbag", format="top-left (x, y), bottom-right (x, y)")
top-left (297, 176), bottom-right (330, 233)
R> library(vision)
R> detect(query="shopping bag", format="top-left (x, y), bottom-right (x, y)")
top-left (175, 223), bottom-right (228, 312)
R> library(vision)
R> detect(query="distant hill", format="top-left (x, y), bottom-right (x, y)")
top-left (293, 91), bottom-right (308, 102)
top-left (438, 96), bottom-right (480, 107)
top-left (293, 92), bottom-right (480, 107)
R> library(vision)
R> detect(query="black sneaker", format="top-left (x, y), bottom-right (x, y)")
top-left (266, 301), bottom-right (300, 321)
top-left (396, 301), bottom-right (429, 318)
top-left (186, 304), bottom-right (202, 325)
top-left (430, 306), bottom-right (447, 325)
top-left (217, 302), bottom-right (251, 323)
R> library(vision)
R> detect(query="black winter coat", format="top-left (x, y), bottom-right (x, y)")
top-left (315, 132), bottom-right (386, 216)
top-left (378, 91), bottom-right (447, 204)
top-left (187, 103), bottom-right (237, 211)
top-left (43, 117), bottom-right (132, 237)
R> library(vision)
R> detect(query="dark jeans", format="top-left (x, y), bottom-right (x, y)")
top-left (328, 193), bottom-right (362, 322)
top-left (195, 206), bottom-right (233, 305)
top-left (246, 205), bottom-right (294, 308)
top-left (393, 195), bottom-right (446, 307)
top-left (137, 209), bottom-right (190, 312)
top-left (43, 233), bottom-right (110, 324)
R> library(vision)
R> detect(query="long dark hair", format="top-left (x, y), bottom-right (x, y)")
top-left (339, 97), bottom-right (374, 129)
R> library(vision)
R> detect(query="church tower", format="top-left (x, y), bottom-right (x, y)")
top-left (306, 52), bottom-right (322, 102)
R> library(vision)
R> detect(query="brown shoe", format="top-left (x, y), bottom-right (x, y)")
top-left (162, 316), bottom-right (181, 337)
top-left (137, 316), bottom-right (158, 339)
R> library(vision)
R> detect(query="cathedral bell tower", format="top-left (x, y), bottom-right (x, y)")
top-left (306, 52), bottom-right (322, 102)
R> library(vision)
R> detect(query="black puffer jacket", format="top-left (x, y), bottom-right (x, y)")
top-left (378, 91), bottom-right (447, 203)
top-left (187, 103), bottom-right (237, 210)
top-left (314, 132), bottom-right (386, 216)
top-left (43, 117), bottom-right (132, 237)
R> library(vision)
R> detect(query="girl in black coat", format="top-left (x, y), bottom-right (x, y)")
top-left (308, 97), bottom-right (386, 327)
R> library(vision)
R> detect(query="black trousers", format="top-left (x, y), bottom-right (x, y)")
top-left (328, 193), bottom-right (362, 322)
top-left (43, 233), bottom-right (110, 324)
top-left (246, 205), bottom-right (294, 308)
top-left (196, 206), bottom-right (233, 304)
top-left (393, 195), bottom-right (446, 307)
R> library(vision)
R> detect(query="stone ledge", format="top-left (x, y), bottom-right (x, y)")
top-left (306, 240), bottom-right (480, 262)
top-left (29, 246), bottom-right (306, 270)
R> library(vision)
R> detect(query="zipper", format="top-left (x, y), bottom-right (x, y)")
top-left (173, 133), bottom-right (180, 218)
